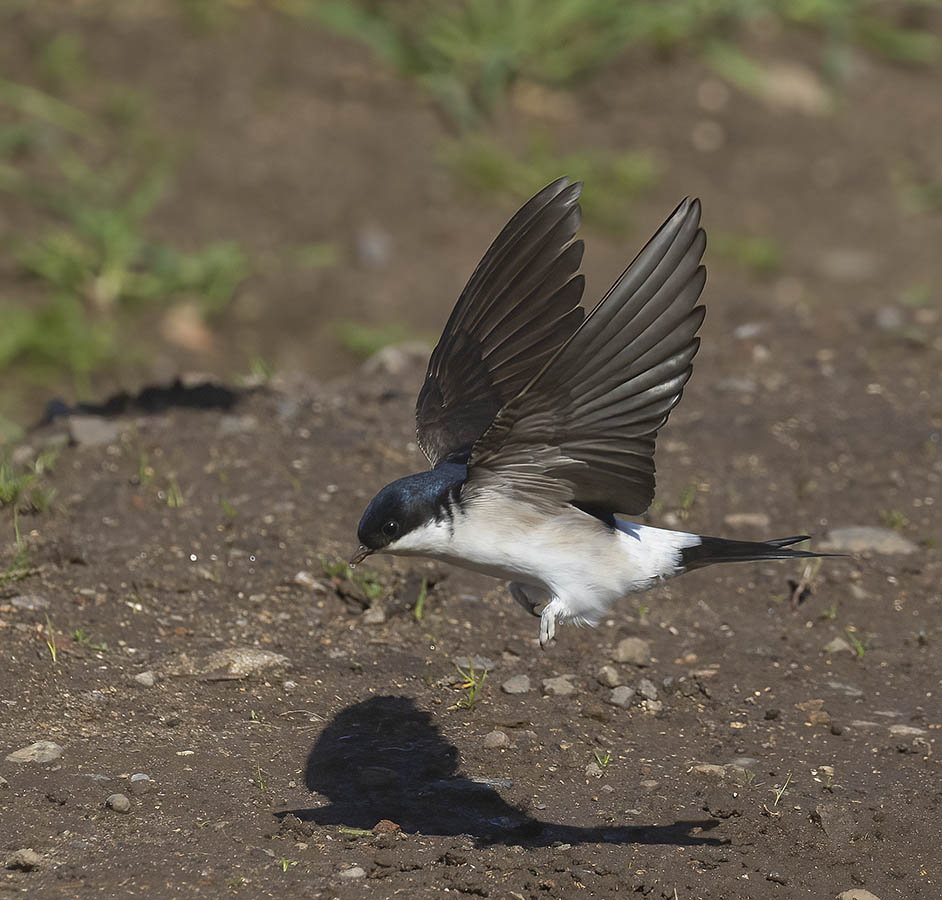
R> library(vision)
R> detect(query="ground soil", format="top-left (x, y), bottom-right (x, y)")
top-left (1, 5), bottom-right (942, 900)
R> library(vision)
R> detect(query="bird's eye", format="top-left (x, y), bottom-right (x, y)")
top-left (382, 520), bottom-right (399, 538)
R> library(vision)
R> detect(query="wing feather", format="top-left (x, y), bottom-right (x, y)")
top-left (415, 178), bottom-right (586, 465)
top-left (467, 197), bottom-right (706, 517)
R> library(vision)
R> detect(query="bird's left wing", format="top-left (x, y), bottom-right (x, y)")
top-left (415, 178), bottom-right (586, 466)
top-left (465, 197), bottom-right (706, 518)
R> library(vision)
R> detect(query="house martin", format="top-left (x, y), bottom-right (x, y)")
top-left (352, 177), bottom-right (831, 647)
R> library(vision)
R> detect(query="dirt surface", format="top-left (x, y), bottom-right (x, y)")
top-left (2, 5), bottom-right (942, 900)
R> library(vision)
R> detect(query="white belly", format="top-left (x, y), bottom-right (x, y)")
top-left (388, 494), bottom-right (696, 624)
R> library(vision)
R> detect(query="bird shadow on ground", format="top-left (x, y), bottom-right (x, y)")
top-left (276, 695), bottom-right (724, 848)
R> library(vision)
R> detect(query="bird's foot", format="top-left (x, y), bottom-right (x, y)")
top-left (539, 598), bottom-right (564, 649)
top-left (509, 582), bottom-right (547, 618)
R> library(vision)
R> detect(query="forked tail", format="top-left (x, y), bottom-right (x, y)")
top-left (679, 534), bottom-right (837, 572)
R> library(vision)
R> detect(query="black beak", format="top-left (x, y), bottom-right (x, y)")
top-left (349, 545), bottom-right (373, 567)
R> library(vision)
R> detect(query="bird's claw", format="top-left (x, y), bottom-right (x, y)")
top-left (539, 599), bottom-right (562, 649)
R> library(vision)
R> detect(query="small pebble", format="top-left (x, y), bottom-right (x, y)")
top-left (10, 594), bottom-right (50, 611)
top-left (106, 793), bottom-right (131, 813)
top-left (542, 675), bottom-right (576, 697)
top-left (372, 819), bottom-right (400, 835)
top-left (637, 678), bottom-right (658, 701)
top-left (339, 866), bottom-right (366, 880)
top-left (128, 774), bottom-right (153, 796)
top-left (133, 671), bottom-right (156, 687)
top-left (596, 665), bottom-right (622, 688)
top-left (483, 730), bottom-right (509, 749)
top-left (362, 605), bottom-right (386, 625)
top-left (612, 637), bottom-right (650, 666)
top-left (500, 674), bottom-right (530, 695)
top-left (836, 890), bottom-right (881, 900)
top-left (455, 655), bottom-right (496, 672)
top-left (6, 741), bottom-right (63, 764)
top-left (5, 848), bottom-right (42, 871)
top-left (607, 686), bottom-right (635, 709)
top-left (823, 637), bottom-right (853, 655)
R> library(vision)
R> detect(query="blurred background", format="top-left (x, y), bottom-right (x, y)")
top-left (1, 0), bottom-right (940, 440)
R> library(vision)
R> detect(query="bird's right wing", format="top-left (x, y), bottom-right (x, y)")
top-left (414, 178), bottom-right (586, 467)
top-left (465, 198), bottom-right (706, 519)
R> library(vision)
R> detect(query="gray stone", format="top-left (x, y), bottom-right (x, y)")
top-left (612, 637), bottom-right (650, 666)
top-left (823, 636), bottom-right (853, 654)
top-left (338, 866), bottom-right (366, 880)
top-left (542, 675), bottom-right (576, 697)
top-left (362, 605), bottom-right (387, 625)
top-left (0, 776), bottom-right (8, 789)
top-left (201, 648), bottom-right (290, 677)
top-left (483, 730), bottom-right (509, 749)
top-left (5, 849), bottom-right (42, 871)
top-left (820, 526), bottom-right (917, 555)
top-left (217, 414), bottom-right (258, 435)
top-left (454, 655), bottom-right (496, 672)
top-left (128, 774), bottom-right (153, 796)
top-left (637, 678), bottom-right (658, 701)
top-left (10, 594), bottom-right (49, 611)
top-left (826, 681), bottom-right (864, 697)
top-left (875, 307), bottom-right (902, 331)
top-left (500, 674), bottom-right (530, 695)
top-left (888, 724), bottom-right (927, 736)
top-left (690, 763), bottom-right (728, 779)
top-left (596, 665), bottom-right (623, 688)
top-left (133, 671), bottom-right (156, 687)
top-left (716, 376), bottom-right (757, 394)
top-left (6, 741), bottom-right (63, 764)
top-left (68, 415), bottom-right (120, 446)
top-left (355, 225), bottom-right (392, 269)
top-left (723, 512), bottom-right (770, 530)
top-left (106, 793), bottom-right (131, 813)
top-left (584, 762), bottom-right (603, 778)
top-left (607, 686), bottom-right (635, 709)
top-left (818, 248), bottom-right (878, 283)
top-left (361, 342), bottom-right (430, 379)
top-left (836, 889), bottom-right (882, 900)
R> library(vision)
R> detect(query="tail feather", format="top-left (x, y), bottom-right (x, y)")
top-left (680, 534), bottom-right (837, 572)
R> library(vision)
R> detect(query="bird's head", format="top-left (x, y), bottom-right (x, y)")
top-left (350, 463), bottom-right (467, 565)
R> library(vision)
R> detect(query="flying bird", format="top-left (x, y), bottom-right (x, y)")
top-left (352, 178), bottom-right (830, 647)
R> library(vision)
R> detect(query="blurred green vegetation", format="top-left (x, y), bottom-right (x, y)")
top-left (301, 0), bottom-right (939, 124)
top-left (443, 132), bottom-right (658, 233)
top-left (0, 36), bottom-right (249, 400)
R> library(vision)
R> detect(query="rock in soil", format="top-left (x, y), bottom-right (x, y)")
top-left (106, 793), bottom-right (131, 813)
top-left (68, 415), bottom-right (120, 446)
top-left (596, 665), bottom-right (623, 687)
top-left (611, 637), bottom-right (650, 666)
top-left (133, 671), bottom-right (157, 687)
top-left (483, 730), bottom-right (509, 749)
top-left (500, 674), bottom-right (530, 694)
top-left (6, 741), bottom-right (63, 764)
top-left (10, 594), bottom-right (50, 610)
top-left (5, 849), bottom-right (42, 871)
top-left (200, 648), bottom-right (290, 678)
top-left (128, 774), bottom-right (153, 796)
top-left (637, 678), bottom-right (658, 700)
top-left (607, 686), bottom-right (635, 708)
top-left (836, 891), bottom-right (882, 900)
top-left (338, 866), bottom-right (366, 880)
top-left (820, 526), bottom-right (917, 554)
top-left (542, 675), bottom-right (577, 697)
